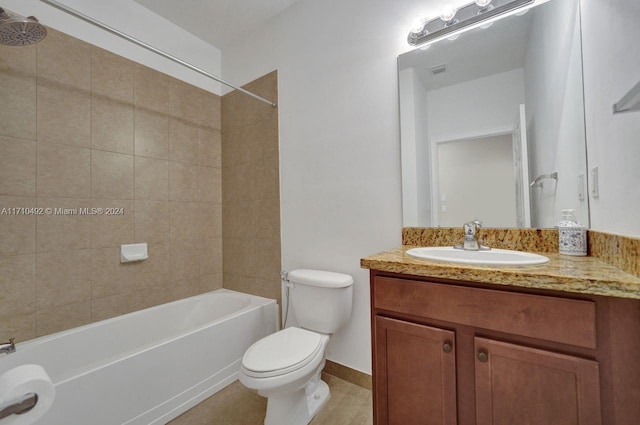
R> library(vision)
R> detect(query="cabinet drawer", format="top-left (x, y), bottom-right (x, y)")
top-left (374, 277), bottom-right (596, 349)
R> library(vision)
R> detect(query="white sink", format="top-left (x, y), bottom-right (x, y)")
top-left (406, 247), bottom-right (549, 266)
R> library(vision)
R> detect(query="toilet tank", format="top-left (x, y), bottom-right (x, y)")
top-left (288, 269), bottom-right (353, 334)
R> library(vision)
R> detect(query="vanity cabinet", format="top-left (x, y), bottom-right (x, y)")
top-left (369, 272), bottom-right (640, 425)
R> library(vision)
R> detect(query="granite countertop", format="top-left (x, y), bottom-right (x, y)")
top-left (361, 246), bottom-right (640, 300)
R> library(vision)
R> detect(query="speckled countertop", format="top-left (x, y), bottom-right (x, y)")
top-left (361, 245), bottom-right (640, 300)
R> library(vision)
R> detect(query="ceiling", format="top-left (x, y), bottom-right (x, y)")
top-left (133, 0), bottom-right (301, 49)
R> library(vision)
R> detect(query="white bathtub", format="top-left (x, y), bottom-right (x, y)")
top-left (0, 289), bottom-right (278, 425)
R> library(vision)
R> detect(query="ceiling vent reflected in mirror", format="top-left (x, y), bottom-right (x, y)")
top-left (429, 64), bottom-right (448, 75)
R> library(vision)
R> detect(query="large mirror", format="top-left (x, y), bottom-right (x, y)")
top-left (399, 0), bottom-right (589, 228)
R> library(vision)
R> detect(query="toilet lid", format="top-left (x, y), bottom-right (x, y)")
top-left (242, 327), bottom-right (324, 376)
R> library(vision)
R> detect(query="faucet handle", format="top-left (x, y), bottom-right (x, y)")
top-left (464, 219), bottom-right (482, 226)
top-left (464, 220), bottom-right (482, 236)
top-left (457, 220), bottom-right (490, 251)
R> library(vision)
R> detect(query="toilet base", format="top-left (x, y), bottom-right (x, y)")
top-left (263, 375), bottom-right (330, 425)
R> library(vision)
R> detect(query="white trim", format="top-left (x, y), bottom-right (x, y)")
top-left (431, 126), bottom-right (514, 145)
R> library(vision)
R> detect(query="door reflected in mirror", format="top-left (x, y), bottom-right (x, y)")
top-left (437, 133), bottom-right (516, 228)
top-left (399, 0), bottom-right (589, 228)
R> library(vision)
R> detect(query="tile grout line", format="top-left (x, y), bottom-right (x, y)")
top-left (132, 56), bottom-right (137, 262)
top-left (34, 38), bottom-right (40, 337)
top-left (89, 45), bottom-right (94, 322)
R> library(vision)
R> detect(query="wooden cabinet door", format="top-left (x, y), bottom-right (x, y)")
top-left (374, 316), bottom-right (457, 425)
top-left (475, 337), bottom-right (601, 425)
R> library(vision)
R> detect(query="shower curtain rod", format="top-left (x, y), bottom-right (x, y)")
top-left (39, 0), bottom-right (277, 108)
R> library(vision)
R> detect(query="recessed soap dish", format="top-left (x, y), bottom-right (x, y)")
top-left (121, 243), bottom-right (148, 263)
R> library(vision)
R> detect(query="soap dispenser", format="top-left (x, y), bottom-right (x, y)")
top-left (557, 209), bottom-right (587, 256)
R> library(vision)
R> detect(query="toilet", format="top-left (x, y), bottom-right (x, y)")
top-left (239, 269), bottom-right (354, 425)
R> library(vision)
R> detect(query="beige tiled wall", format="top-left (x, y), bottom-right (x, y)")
top-left (222, 71), bottom-right (281, 303)
top-left (0, 28), bottom-right (222, 341)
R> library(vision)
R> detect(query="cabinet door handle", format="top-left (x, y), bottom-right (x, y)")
top-left (477, 350), bottom-right (488, 363)
top-left (442, 341), bottom-right (453, 353)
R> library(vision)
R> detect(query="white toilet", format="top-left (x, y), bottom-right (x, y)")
top-left (239, 269), bottom-right (354, 425)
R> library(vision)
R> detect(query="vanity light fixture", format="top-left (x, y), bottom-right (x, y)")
top-left (408, 0), bottom-right (535, 48)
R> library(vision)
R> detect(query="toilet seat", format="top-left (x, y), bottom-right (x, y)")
top-left (242, 327), bottom-right (324, 378)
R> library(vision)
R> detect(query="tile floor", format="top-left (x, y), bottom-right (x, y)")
top-left (168, 373), bottom-right (373, 425)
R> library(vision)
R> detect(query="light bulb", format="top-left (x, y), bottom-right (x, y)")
top-left (410, 17), bottom-right (426, 34)
top-left (440, 2), bottom-right (457, 23)
top-left (475, 0), bottom-right (494, 14)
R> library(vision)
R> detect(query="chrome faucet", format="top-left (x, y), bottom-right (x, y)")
top-left (454, 220), bottom-right (491, 251)
top-left (0, 338), bottom-right (16, 355)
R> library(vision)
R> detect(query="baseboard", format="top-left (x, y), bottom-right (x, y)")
top-left (323, 360), bottom-right (372, 390)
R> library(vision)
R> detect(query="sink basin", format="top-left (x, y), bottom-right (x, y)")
top-left (406, 247), bottom-right (550, 266)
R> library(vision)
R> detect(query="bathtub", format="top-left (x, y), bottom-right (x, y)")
top-left (0, 289), bottom-right (277, 425)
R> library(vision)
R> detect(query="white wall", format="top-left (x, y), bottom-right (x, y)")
top-left (414, 74), bottom-right (431, 227)
top-left (222, 0), bottom-right (426, 374)
top-left (2, 0), bottom-right (222, 94)
top-left (427, 69), bottom-right (525, 142)
top-left (581, 0), bottom-right (640, 237)
top-left (399, 68), bottom-right (431, 227)
top-left (399, 68), bottom-right (420, 225)
top-left (523, 0), bottom-right (588, 228)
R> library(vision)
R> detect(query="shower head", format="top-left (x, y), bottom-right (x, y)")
top-left (0, 7), bottom-right (47, 46)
